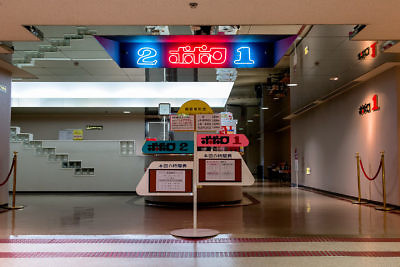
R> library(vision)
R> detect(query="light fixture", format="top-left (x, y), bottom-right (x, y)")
top-left (11, 82), bottom-right (233, 108)
top-left (287, 83), bottom-right (298, 87)
top-left (273, 97), bottom-right (279, 100)
top-left (329, 77), bottom-right (339, 81)
top-left (247, 120), bottom-right (254, 123)
top-left (123, 111), bottom-right (131, 114)
top-left (261, 107), bottom-right (269, 110)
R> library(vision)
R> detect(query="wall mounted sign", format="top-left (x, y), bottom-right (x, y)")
top-left (72, 129), bottom-right (83, 140)
top-left (95, 35), bottom-right (297, 68)
top-left (197, 134), bottom-right (249, 147)
top-left (359, 94), bottom-right (380, 115)
top-left (304, 46), bottom-right (309, 55)
top-left (358, 42), bottom-right (377, 60)
top-left (142, 140), bottom-right (194, 154)
top-left (170, 114), bottom-right (195, 131)
top-left (0, 84), bottom-right (6, 93)
top-left (196, 114), bottom-right (221, 132)
top-left (86, 125), bottom-right (103, 130)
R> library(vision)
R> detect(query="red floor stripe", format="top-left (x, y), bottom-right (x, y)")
top-left (0, 251), bottom-right (399, 258)
top-left (1, 237), bottom-right (400, 244)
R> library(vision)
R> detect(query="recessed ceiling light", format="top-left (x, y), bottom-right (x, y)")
top-left (273, 97), bottom-right (279, 100)
top-left (247, 120), bottom-right (254, 123)
top-left (261, 107), bottom-right (269, 110)
top-left (330, 77), bottom-right (339, 81)
top-left (287, 83), bottom-right (298, 87)
top-left (123, 111), bottom-right (131, 114)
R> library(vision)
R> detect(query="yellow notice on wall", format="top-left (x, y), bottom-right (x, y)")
top-left (0, 84), bottom-right (6, 93)
top-left (73, 129), bottom-right (83, 140)
top-left (177, 100), bottom-right (213, 115)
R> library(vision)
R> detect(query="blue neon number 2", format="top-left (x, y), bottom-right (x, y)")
top-left (137, 47), bottom-right (158, 65)
top-left (234, 47), bottom-right (255, 65)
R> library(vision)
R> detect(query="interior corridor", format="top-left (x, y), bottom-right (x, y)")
top-left (0, 182), bottom-right (399, 266)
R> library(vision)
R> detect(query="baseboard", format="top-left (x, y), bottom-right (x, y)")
top-left (292, 183), bottom-right (400, 210)
top-left (9, 191), bottom-right (137, 195)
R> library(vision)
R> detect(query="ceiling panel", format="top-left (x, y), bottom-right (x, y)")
top-left (20, 66), bottom-right (53, 75)
top-left (122, 68), bottom-right (146, 76)
top-left (61, 50), bottom-right (110, 59)
top-left (61, 37), bottom-right (105, 51)
top-left (240, 25), bottom-right (302, 35)
top-left (47, 67), bottom-right (90, 75)
top-left (33, 59), bottom-right (75, 68)
top-left (38, 26), bottom-right (78, 38)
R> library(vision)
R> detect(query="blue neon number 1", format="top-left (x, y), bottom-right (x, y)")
top-left (137, 47), bottom-right (158, 65)
top-left (234, 47), bottom-right (255, 65)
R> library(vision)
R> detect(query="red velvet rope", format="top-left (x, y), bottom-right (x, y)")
top-left (0, 159), bottom-right (15, 187)
top-left (359, 158), bottom-right (382, 181)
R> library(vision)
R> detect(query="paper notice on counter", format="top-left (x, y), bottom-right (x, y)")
top-left (205, 160), bottom-right (235, 181)
top-left (156, 170), bottom-right (186, 192)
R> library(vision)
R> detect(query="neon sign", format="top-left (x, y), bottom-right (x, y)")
top-left (168, 45), bottom-right (227, 65)
top-left (95, 35), bottom-right (297, 68)
top-left (137, 47), bottom-right (158, 66)
top-left (234, 47), bottom-right (255, 65)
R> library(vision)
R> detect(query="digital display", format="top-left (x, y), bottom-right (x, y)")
top-left (95, 35), bottom-right (297, 68)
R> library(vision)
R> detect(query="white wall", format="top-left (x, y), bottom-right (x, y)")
top-left (10, 141), bottom-right (145, 191)
top-left (11, 114), bottom-right (145, 155)
top-left (291, 67), bottom-right (400, 205)
top-left (0, 68), bottom-right (11, 205)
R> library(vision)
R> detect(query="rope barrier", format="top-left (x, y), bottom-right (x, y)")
top-left (359, 158), bottom-right (382, 181)
top-left (0, 158), bottom-right (15, 187)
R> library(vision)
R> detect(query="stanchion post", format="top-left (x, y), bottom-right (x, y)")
top-left (353, 152), bottom-right (367, 204)
top-left (376, 151), bottom-right (394, 211)
top-left (8, 151), bottom-right (24, 210)
top-left (193, 131), bottom-right (197, 231)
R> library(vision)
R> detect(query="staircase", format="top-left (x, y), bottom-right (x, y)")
top-left (10, 126), bottom-right (95, 176)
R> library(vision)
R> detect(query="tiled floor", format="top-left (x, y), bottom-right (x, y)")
top-left (0, 182), bottom-right (400, 266)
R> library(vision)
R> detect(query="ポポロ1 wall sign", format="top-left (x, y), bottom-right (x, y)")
top-left (359, 94), bottom-right (380, 116)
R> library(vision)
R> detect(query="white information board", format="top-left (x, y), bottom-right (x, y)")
top-left (197, 151), bottom-right (255, 186)
top-left (156, 170), bottom-right (185, 192)
top-left (205, 160), bottom-right (235, 181)
top-left (196, 114), bottom-right (221, 132)
top-left (170, 115), bottom-right (195, 131)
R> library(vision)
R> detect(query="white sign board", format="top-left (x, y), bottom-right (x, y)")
top-left (205, 160), bottom-right (235, 181)
top-left (170, 115), bottom-right (195, 131)
top-left (156, 170), bottom-right (186, 192)
top-left (196, 114), bottom-right (221, 132)
top-left (197, 151), bottom-right (255, 186)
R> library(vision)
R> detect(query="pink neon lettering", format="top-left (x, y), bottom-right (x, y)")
top-left (168, 45), bottom-right (227, 65)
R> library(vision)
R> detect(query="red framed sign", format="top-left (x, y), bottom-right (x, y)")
top-left (149, 169), bottom-right (192, 193)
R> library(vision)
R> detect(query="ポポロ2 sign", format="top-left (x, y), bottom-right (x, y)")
top-left (197, 134), bottom-right (249, 147)
top-left (142, 141), bottom-right (194, 154)
top-left (95, 35), bottom-right (297, 68)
